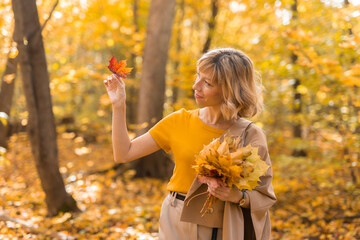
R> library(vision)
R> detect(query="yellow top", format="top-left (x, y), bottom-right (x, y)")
top-left (149, 108), bottom-right (225, 194)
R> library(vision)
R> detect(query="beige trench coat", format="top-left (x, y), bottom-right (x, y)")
top-left (180, 118), bottom-right (276, 240)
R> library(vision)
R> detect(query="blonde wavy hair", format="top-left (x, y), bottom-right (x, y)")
top-left (197, 48), bottom-right (264, 120)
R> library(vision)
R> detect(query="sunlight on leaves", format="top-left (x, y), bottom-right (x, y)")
top-left (74, 147), bottom-right (91, 156)
top-left (8, 47), bottom-right (18, 59)
top-left (52, 212), bottom-right (72, 224)
top-left (0, 146), bottom-right (9, 165)
top-left (0, 112), bottom-right (8, 126)
top-left (3, 73), bottom-right (16, 84)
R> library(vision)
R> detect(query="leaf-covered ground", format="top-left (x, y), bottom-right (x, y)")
top-left (0, 133), bottom-right (359, 239)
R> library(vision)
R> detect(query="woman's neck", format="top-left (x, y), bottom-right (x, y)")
top-left (199, 107), bottom-right (234, 128)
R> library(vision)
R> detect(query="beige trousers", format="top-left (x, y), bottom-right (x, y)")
top-left (159, 193), bottom-right (223, 240)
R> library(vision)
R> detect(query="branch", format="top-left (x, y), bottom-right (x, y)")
top-left (40, 0), bottom-right (59, 33)
top-left (202, 0), bottom-right (218, 53)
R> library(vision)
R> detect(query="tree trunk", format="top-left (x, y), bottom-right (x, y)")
top-left (0, 57), bottom-right (18, 149)
top-left (202, 0), bottom-right (219, 53)
top-left (1, 10), bottom-right (21, 148)
top-left (290, 0), bottom-right (306, 157)
top-left (171, 0), bottom-right (185, 106)
top-left (134, 0), bottom-right (176, 178)
top-left (126, 0), bottom-right (139, 125)
top-left (343, 0), bottom-right (359, 186)
top-left (12, 0), bottom-right (79, 216)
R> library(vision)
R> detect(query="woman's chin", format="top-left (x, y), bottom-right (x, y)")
top-left (195, 99), bottom-right (204, 106)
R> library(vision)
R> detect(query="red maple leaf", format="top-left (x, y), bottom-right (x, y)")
top-left (107, 56), bottom-right (132, 78)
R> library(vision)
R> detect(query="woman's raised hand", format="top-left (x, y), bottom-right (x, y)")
top-left (104, 74), bottom-right (126, 107)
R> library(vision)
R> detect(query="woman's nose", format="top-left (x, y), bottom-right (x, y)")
top-left (192, 79), bottom-right (201, 91)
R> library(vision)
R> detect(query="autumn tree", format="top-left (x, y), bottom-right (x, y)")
top-left (12, 0), bottom-right (79, 216)
top-left (170, 0), bottom-right (185, 106)
top-left (289, 0), bottom-right (306, 157)
top-left (126, 0), bottom-right (140, 125)
top-left (0, 53), bottom-right (17, 149)
top-left (202, 0), bottom-right (219, 53)
top-left (0, 1), bottom-right (21, 149)
top-left (133, 0), bottom-right (176, 178)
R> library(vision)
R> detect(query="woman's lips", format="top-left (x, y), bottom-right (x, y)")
top-left (195, 93), bottom-right (203, 98)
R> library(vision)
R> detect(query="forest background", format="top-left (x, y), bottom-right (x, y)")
top-left (0, 0), bottom-right (359, 239)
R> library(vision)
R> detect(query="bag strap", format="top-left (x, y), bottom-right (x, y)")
top-left (219, 118), bottom-right (253, 145)
top-left (240, 122), bottom-right (254, 147)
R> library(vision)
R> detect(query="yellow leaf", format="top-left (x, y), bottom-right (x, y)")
top-left (3, 74), bottom-right (16, 84)
top-left (8, 47), bottom-right (18, 58)
top-left (52, 212), bottom-right (72, 224)
top-left (193, 135), bottom-right (270, 193)
top-left (0, 112), bottom-right (8, 126)
top-left (230, 148), bottom-right (243, 160)
top-left (217, 141), bottom-right (229, 155)
top-left (218, 155), bottom-right (232, 168)
top-left (242, 145), bottom-right (252, 157)
top-left (0, 146), bottom-right (8, 164)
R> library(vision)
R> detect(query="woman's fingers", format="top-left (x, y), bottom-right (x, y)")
top-left (111, 75), bottom-right (126, 89)
top-left (208, 188), bottom-right (226, 201)
top-left (112, 74), bottom-right (124, 85)
top-left (104, 75), bottom-right (123, 88)
top-left (197, 175), bottom-right (209, 184)
top-left (113, 74), bottom-right (121, 81)
top-left (104, 76), bottom-right (112, 86)
top-left (107, 75), bottom-right (115, 85)
top-left (197, 175), bottom-right (227, 190)
top-left (208, 184), bottom-right (231, 201)
top-left (210, 185), bottom-right (242, 203)
top-left (197, 175), bottom-right (230, 200)
top-left (209, 185), bottom-right (227, 193)
top-left (103, 74), bottom-right (127, 105)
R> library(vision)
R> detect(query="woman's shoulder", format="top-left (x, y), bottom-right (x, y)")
top-left (245, 122), bottom-right (268, 147)
top-left (248, 122), bottom-right (266, 134)
top-left (158, 108), bottom-right (198, 126)
top-left (231, 118), bottom-right (263, 133)
top-left (166, 108), bottom-right (198, 119)
top-left (177, 108), bottom-right (198, 114)
top-left (230, 118), bottom-right (267, 143)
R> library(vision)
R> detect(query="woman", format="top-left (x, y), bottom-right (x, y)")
top-left (104, 48), bottom-right (276, 240)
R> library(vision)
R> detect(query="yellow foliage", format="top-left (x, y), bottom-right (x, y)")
top-left (3, 74), bottom-right (16, 84)
top-left (0, 146), bottom-right (8, 165)
top-left (0, 112), bottom-right (8, 126)
top-left (8, 47), bottom-right (18, 59)
top-left (193, 136), bottom-right (269, 191)
top-left (0, 133), bottom-right (359, 239)
top-left (192, 135), bottom-right (269, 216)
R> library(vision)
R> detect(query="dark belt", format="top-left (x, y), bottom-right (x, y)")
top-left (170, 191), bottom-right (186, 201)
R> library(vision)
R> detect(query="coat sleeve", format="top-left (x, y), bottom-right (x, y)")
top-left (244, 124), bottom-right (276, 239)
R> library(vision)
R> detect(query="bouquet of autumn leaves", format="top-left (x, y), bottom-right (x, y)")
top-left (192, 133), bottom-right (269, 216)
